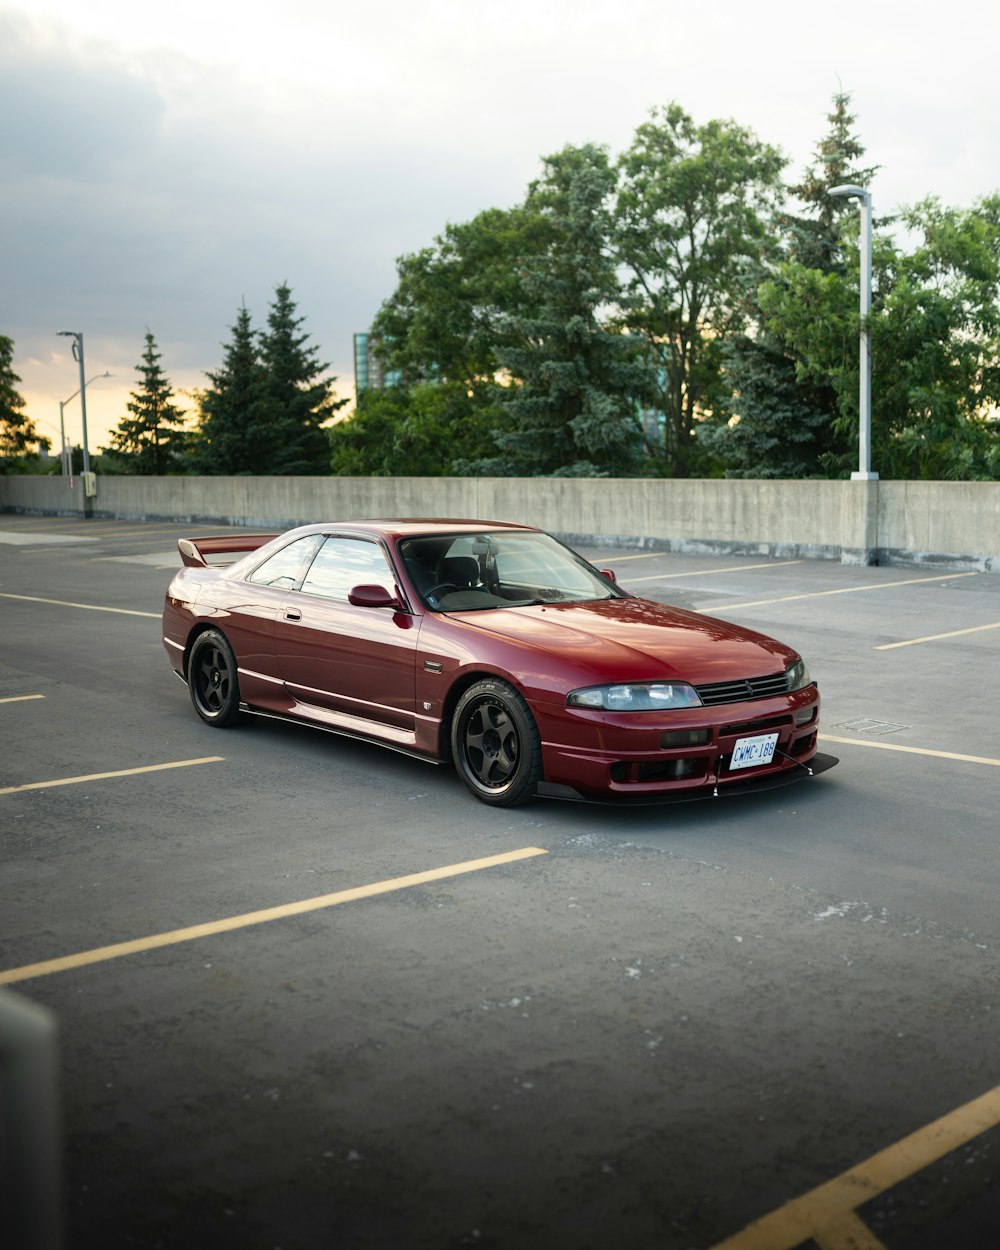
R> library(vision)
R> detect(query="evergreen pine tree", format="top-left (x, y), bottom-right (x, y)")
top-left (469, 145), bottom-right (652, 477)
top-left (702, 335), bottom-right (838, 477)
top-left (104, 332), bottom-right (188, 474)
top-left (257, 283), bottom-right (343, 475)
top-left (0, 335), bottom-right (48, 469)
top-left (785, 91), bottom-right (880, 271)
top-left (703, 92), bottom-right (877, 477)
top-left (194, 303), bottom-right (266, 474)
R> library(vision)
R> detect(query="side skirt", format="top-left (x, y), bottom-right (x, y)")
top-left (238, 704), bottom-right (443, 768)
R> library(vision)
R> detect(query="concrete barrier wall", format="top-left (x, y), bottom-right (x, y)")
top-left (2, 474), bottom-right (998, 571)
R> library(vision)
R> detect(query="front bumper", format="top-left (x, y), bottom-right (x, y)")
top-left (536, 685), bottom-right (827, 800)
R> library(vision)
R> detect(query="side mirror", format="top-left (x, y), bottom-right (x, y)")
top-left (600, 568), bottom-right (618, 584)
top-left (348, 584), bottom-right (401, 610)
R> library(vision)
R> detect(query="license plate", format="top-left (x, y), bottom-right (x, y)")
top-left (730, 732), bottom-right (779, 771)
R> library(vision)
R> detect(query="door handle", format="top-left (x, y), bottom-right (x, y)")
top-left (284, 608), bottom-right (302, 622)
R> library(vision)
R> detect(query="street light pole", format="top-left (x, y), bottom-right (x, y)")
top-left (828, 185), bottom-right (877, 480)
top-left (58, 399), bottom-right (70, 479)
top-left (59, 372), bottom-right (111, 480)
top-left (57, 331), bottom-right (91, 476)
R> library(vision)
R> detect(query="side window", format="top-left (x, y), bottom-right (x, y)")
top-left (300, 537), bottom-right (397, 601)
top-left (247, 535), bottom-right (323, 589)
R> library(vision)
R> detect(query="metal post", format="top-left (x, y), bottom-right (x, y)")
top-left (857, 192), bottom-right (873, 480)
top-left (828, 185), bottom-right (878, 482)
top-left (57, 331), bottom-right (90, 475)
top-left (58, 400), bottom-right (70, 481)
top-left (57, 372), bottom-right (110, 488)
top-left (75, 335), bottom-right (90, 476)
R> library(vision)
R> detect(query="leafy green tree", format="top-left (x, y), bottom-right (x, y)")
top-left (360, 206), bottom-right (551, 473)
top-left (329, 382), bottom-right (500, 476)
top-left (372, 205), bottom-right (550, 390)
top-left (0, 335), bottom-right (49, 471)
top-left (103, 332), bottom-right (188, 474)
top-left (615, 104), bottom-right (786, 476)
top-left (191, 303), bottom-right (267, 474)
top-left (257, 283), bottom-right (344, 475)
top-left (465, 143), bottom-right (653, 477)
top-left (759, 195), bottom-right (1000, 479)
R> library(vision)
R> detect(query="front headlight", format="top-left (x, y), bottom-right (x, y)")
top-left (785, 658), bottom-right (812, 691)
top-left (567, 682), bottom-right (703, 711)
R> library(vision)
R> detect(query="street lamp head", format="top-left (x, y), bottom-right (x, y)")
top-left (829, 184), bottom-right (870, 201)
top-left (58, 330), bottom-right (83, 362)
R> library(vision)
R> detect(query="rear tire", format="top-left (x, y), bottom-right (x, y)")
top-left (188, 629), bottom-right (243, 727)
top-left (451, 679), bottom-right (542, 807)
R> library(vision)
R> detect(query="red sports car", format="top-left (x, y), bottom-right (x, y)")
top-left (162, 520), bottom-right (834, 806)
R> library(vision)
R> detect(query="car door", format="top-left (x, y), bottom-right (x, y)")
top-left (217, 533), bottom-right (325, 709)
top-left (274, 534), bottom-right (420, 736)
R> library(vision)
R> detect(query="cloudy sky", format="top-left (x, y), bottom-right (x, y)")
top-left (4, 0), bottom-right (998, 454)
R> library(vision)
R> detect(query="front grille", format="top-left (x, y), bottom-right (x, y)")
top-left (695, 671), bottom-right (789, 707)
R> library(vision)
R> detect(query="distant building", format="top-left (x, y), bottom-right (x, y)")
top-left (353, 332), bottom-right (384, 399)
top-left (353, 331), bottom-right (403, 402)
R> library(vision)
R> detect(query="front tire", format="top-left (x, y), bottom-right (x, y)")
top-left (188, 629), bottom-right (243, 727)
top-left (451, 679), bottom-right (542, 807)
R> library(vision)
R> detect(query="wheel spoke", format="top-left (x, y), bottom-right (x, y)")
top-left (494, 732), bottom-right (518, 778)
top-left (196, 660), bottom-right (213, 704)
top-left (464, 713), bottom-right (489, 782)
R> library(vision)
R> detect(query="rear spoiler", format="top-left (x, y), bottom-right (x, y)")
top-left (177, 534), bottom-right (279, 569)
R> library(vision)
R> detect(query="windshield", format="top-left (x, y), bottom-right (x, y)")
top-left (398, 531), bottom-right (622, 612)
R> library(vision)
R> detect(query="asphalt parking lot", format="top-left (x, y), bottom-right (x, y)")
top-left (2, 513), bottom-right (999, 1250)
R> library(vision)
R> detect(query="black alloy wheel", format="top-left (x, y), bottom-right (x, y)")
top-left (451, 678), bottom-right (542, 806)
top-left (188, 629), bottom-right (243, 727)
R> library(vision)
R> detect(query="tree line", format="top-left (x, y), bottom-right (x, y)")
top-left (0, 283), bottom-right (343, 478)
top-left (99, 282), bottom-right (345, 476)
top-left (337, 93), bottom-right (1000, 481)
top-left (3, 93), bottom-right (999, 481)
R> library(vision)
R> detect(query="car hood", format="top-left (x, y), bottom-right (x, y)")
top-left (454, 597), bottom-right (797, 685)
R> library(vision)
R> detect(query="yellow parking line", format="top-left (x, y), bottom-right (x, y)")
top-left (0, 847), bottom-right (549, 985)
top-left (0, 757), bottom-right (225, 796)
top-left (709, 571), bottom-right (979, 612)
top-left (813, 1209), bottom-right (888, 1249)
top-left (819, 734), bottom-right (1000, 768)
top-left (0, 592), bottom-right (159, 618)
top-left (875, 621), bottom-right (1000, 650)
top-left (709, 1081), bottom-right (1000, 1249)
top-left (624, 560), bottom-right (803, 583)
top-left (0, 694), bottom-right (45, 705)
